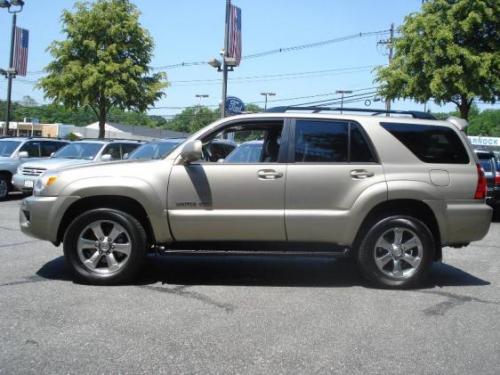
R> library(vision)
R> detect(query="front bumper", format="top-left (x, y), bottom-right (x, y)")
top-left (12, 173), bottom-right (37, 192)
top-left (20, 195), bottom-right (80, 244)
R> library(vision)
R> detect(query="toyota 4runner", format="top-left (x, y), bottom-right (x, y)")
top-left (19, 108), bottom-right (492, 288)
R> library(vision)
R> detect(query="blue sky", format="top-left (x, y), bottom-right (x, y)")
top-left (0, 0), bottom-right (496, 117)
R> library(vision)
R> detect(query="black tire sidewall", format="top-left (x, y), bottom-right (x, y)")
top-left (357, 216), bottom-right (435, 288)
top-left (63, 208), bottom-right (147, 285)
top-left (0, 175), bottom-right (9, 200)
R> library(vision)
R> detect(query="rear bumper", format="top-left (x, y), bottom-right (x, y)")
top-left (444, 202), bottom-right (492, 245)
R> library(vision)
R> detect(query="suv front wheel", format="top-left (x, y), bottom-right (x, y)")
top-left (63, 208), bottom-right (147, 285)
top-left (357, 216), bottom-right (435, 288)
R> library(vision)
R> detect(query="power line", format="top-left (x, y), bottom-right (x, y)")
top-left (150, 29), bottom-right (389, 71)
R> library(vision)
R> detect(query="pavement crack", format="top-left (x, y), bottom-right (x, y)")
top-left (137, 285), bottom-right (235, 312)
top-left (0, 225), bottom-right (19, 232)
top-left (421, 290), bottom-right (500, 316)
top-left (0, 275), bottom-right (49, 287)
top-left (0, 240), bottom-right (39, 249)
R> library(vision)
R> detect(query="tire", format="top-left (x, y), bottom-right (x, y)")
top-left (0, 175), bottom-right (10, 201)
top-left (357, 215), bottom-right (435, 289)
top-left (63, 208), bottom-right (147, 285)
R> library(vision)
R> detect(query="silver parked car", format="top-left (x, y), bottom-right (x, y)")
top-left (19, 108), bottom-right (492, 288)
top-left (12, 139), bottom-right (143, 194)
top-left (126, 138), bottom-right (185, 161)
top-left (0, 137), bottom-right (68, 200)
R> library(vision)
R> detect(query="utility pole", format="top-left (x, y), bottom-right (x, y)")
top-left (378, 23), bottom-right (395, 113)
top-left (220, 0), bottom-right (231, 118)
top-left (260, 92), bottom-right (276, 110)
top-left (336, 90), bottom-right (352, 114)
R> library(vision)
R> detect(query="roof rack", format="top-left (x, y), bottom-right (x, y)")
top-left (265, 106), bottom-right (436, 120)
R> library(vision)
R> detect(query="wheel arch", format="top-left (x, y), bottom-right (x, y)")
top-left (353, 199), bottom-right (442, 261)
top-left (57, 195), bottom-right (155, 247)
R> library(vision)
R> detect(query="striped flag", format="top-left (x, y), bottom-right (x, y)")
top-left (14, 27), bottom-right (29, 76)
top-left (227, 4), bottom-right (242, 66)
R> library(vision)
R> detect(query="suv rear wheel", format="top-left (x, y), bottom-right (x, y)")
top-left (357, 215), bottom-right (435, 288)
top-left (63, 208), bottom-right (147, 285)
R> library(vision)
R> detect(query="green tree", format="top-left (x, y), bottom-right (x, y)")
top-left (467, 109), bottom-right (500, 136)
top-left (167, 106), bottom-right (218, 133)
top-left (376, 0), bottom-right (499, 119)
top-left (38, 0), bottom-right (167, 138)
top-left (245, 103), bottom-right (263, 113)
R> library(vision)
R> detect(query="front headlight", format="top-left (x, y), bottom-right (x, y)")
top-left (33, 173), bottom-right (59, 196)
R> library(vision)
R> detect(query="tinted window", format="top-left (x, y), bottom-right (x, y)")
top-left (121, 143), bottom-right (140, 156)
top-left (381, 123), bottom-right (469, 164)
top-left (19, 141), bottom-right (40, 157)
top-left (41, 141), bottom-right (66, 157)
top-left (295, 120), bottom-right (348, 162)
top-left (479, 159), bottom-right (493, 173)
top-left (350, 124), bottom-right (375, 163)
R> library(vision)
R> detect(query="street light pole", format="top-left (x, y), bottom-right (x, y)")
top-left (195, 94), bottom-right (209, 107)
top-left (220, 0), bottom-right (231, 119)
top-left (1, 0), bottom-right (25, 136)
top-left (336, 90), bottom-right (352, 114)
top-left (5, 12), bottom-right (17, 136)
top-left (260, 92), bottom-right (276, 110)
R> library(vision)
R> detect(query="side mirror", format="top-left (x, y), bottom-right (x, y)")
top-left (18, 151), bottom-right (29, 159)
top-left (123, 153), bottom-right (129, 160)
top-left (217, 158), bottom-right (225, 163)
top-left (180, 140), bottom-right (202, 163)
top-left (50, 152), bottom-right (55, 158)
top-left (101, 154), bottom-right (113, 162)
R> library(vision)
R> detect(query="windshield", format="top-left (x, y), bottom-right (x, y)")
top-left (0, 140), bottom-right (21, 157)
top-left (53, 142), bottom-right (103, 160)
top-left (225, 142), bottom-right (263, 163)
top-left (129, 140), bottom-right (183, 160)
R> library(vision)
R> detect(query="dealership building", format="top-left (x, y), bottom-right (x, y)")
top-left (0, 121), bottom-right (187, 140)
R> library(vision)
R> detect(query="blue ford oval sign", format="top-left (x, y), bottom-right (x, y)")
top-left (225, 96), bottom-right (245, 115)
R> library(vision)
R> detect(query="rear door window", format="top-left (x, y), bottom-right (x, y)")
top-left (294, 120), bottom-right (376, 163)
top-left (381, 122), bottom-right (469, 164)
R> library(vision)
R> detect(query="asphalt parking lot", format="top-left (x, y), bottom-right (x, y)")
top-left (0, 193), bottom-right (499, 374)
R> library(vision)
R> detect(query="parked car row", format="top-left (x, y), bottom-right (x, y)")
top-left (474, 149), bottom-right (500, 210)
top-left (0, 136), bottom-right (244, 200)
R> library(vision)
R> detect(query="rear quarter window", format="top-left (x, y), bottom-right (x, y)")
top-left (381, 122), bottom-right (469, 164)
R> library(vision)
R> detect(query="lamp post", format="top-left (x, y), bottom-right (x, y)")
top-left (195, 94), bottom-right (209, 107)
top-left (336, 90), bottom-right (352, 114)
top-left (260, 92), bottom-right (276, 110)
top-left (0, 0), bottom-right (25, 136)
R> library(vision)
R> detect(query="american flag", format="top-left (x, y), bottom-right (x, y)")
top-left (227, 4), bottom-right (242, 66)
top-left (14, 27), bottom-right (29, 77)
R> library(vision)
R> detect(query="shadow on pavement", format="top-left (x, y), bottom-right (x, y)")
top-left (36, 254), bottom-right (490, 289)
top-left (5, 192), bottom-right (24, 201)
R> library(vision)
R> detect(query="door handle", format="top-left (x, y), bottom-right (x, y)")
top-left (350, 169), bottom-right (374, 179)
top-left (257, 169), bottom-right (283, 180)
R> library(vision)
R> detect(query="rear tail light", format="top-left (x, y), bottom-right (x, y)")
top-left (495, 172), bottom-right (500, 186)
top-left (474, 163), bottom-right (487, 199)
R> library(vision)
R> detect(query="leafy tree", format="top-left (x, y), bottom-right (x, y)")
top-left (38, 0), bottom-right (167, 138)
top-left (245, 103), bottom-right (263, 113)
top-left (166, 106), bottom-right (218, 133)
top-left (467, 109), bottom-right (500, 136)
top-left (376, 0), bottom-right (499, 119)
